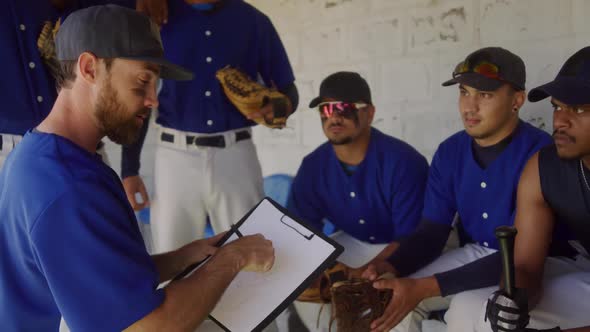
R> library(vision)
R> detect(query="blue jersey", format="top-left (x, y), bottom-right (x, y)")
top-left (1, 1), bottom-right (60, 135)
top-left (423, 121), bottom-right (552, 250)
top-left (1, 0), bottom-right (134, 135)
top-left (289, 128), bottom-right (429, 244)
top-left (0, 132), bottom-right (163, 331)
top-left (157, 0), bottom-right (295, 133)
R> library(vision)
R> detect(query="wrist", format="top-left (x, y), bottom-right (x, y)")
top-left (216, 246), bottom-right (246, 274)
top-left (416, 276), bottom-right (441, 299)
top-left (174, 245), bottom-right (194, 272)
top-left (121, 173), bottom-right (139, 180)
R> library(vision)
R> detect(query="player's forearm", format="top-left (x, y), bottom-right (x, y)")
top-left (373, 241), bottom-right (400, 262)
top-left (416, 276), bottom-right (441, 299)
top-left (127, 250), bottom-right (243, 331)
top-left (387, 220), bottom-right (451, 277)
top-left (151, 248), bottom-right (192, 283)
top-left (515, 267), bottom-right (543, 309)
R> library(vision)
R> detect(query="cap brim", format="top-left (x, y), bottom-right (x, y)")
top-left (442, 72), bottom-right (504, 91)
top-left (309, 96), bottom-right (322, 108)
top-left (529, 78), bottom-right (590, 104)
top-left (123, 56), bottom-right (194, 81)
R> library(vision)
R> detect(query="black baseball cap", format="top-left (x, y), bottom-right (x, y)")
top-left (442, 47), bottom-right (525, 91)
top-left (309, 72), bottom-right (372, 108)
top-left (56, 5), bottom-right (193, 81)
top-left (529, 47), bottom-right (590, 104)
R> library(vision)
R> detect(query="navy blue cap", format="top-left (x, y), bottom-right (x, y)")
top-left (529, 47), bottom-right (590, 104)
top-left (56, 5), bottom-right (193, 81)
top-left (309, 72), bottom-right (372, 108)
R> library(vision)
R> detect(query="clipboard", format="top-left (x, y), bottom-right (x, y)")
top-left (172, 197), bottom-right (343, 332)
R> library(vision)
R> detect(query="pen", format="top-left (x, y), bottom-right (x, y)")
top-left (231, 223), bottom-right (243, 238)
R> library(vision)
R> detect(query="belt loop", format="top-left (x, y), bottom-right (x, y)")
top-left (176, 129), bottom-right (187, 150)
top-left (8, 135), bottom-right (14, 152)
top-left (225, 130), bottom-right (236, 148)
top-left (12, 135), bottom-right (22, 147)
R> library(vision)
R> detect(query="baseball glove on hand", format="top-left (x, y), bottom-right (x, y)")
top-left (37, 19), bottom-right (61, 82)
top-left (329, 278), bottom-right (392, 332)
top-left (216, 66), bottom-right (290, 129)
top-left (297, 262), bottom-right (350, 303)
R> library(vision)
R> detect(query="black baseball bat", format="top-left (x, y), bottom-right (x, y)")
top-left (495, 225), bottom-right (517, 298)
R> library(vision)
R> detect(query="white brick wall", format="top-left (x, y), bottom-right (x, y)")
top-left (103, 0), bottom-right (590, 195)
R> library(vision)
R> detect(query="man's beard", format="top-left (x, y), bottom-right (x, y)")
top-left (323, 117), bottom-right (359, 146)
top-left (94, 82), bottom-right (146, 145)
top-left (329, 136), bottom-right (354, 145)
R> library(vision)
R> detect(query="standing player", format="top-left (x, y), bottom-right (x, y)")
top-left (121, 0), bottom-right (299, 253)
top-left (482, 47), bottom-right (590, 332)
top-left (362, 47), bottom-right (556, 332)
top-left (0, 0), bottom-right (164, 169)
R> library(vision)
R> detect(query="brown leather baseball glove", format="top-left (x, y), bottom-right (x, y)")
top-left (329, 278), bottom-right (393, 332)
top-left (215, 66), bottom-right (290, 129)
top-left (297, 261), bottom-right (350, 303)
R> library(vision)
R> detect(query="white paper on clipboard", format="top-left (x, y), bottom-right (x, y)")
top-left (202, 198), bottom-right (341, 332)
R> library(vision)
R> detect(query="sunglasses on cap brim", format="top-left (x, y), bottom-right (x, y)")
top-left (453, 60), bottom-right (501, 80)
top-left (317, 101), bottom-right (369, 119)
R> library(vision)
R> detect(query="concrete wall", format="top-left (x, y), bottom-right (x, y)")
top-left (104, 0), bottom-right (590, 195)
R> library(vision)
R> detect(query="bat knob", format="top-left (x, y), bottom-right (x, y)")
top-left (495, 225), bottom-right (517, 239)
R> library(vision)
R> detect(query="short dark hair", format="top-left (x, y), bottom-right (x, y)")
top-left (55, 58), bottom-right (114, 91)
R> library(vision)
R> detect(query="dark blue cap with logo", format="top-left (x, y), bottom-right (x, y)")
top-left (309, 72), bottom-right (372, 108)
top-left (56, 5), bottom-right (193, 81)
top-left (529, 47), bottom-right (590, 104)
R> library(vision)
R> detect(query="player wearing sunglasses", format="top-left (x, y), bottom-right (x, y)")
top-left (288, 71), bottom-right (429, 329)
top-left (360, 47), bottom-right (563, 332)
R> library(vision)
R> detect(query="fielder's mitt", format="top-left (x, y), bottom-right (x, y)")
top-left (37, 19), bottom-right (61, 82)
top-left (216, 66), bottom-right (290, 129)
top-left (329, 278), bottom-right (392, 332)
top-left (297, 261), bottom-right (349, 303)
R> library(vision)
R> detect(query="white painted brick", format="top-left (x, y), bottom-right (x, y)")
top-left (252, 112), bottom-right (301, 146)
top-left (378, 58), bottom-right (436, 103)
top-left (279, 33), bottom-right (302, 73)
top-left (319, 0), bottom-right (371, 22)
top-left (573, 0), bottom-right (590, 34)
top-left (301, 25), bottom-right (346, 66)
top-left (248, 0), bottom-right (321, 24)
top-left (521, 106), bottom-right (553, 134)
top-left (574, 36), bottom-right (590, 53)
top-left (300, 109), bottom-right (327, 148)
top-left (371, 99), bottom-right (403, 138)
top-left (348, 16), bottom-right (404, 60)
top-left (104, 141), bottom-right (121, 175)
top-left (256, 145), bottom-right (310, 177)
top-left (508, 40), bottom-right (571, 91)
top-left (401, 102), bottom-right (464, 158)
top-left (370, 0), bottom-right (433, 11)
top-left (480, 0), bottom-right (572, 44)
top-left (408, 0), bottom-right (474, 52)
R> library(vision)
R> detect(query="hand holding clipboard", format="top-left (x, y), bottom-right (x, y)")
top-left (172, 198), bottom-right (343, 332)
top-left (173, 226), bottom-right (274, 281)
